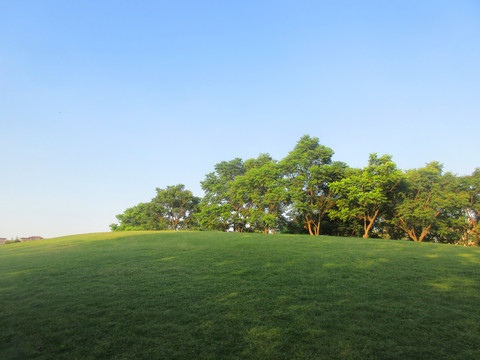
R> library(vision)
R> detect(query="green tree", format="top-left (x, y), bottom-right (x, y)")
top-left (281, 135), bottom-right (345, 235)
top-left (110, 202), bottom-right (167, 231)
top-left (330, 154), bottom-right (402, 238)
top-left (152, 184), bottom-right (200, 231)
top-left (462, 169), bottom-right (480, 245)
top-left (111, 185), bottom-right (199, 232)
top-left (196, 202), bottom-right (233, 231)
top-left (240, 154), bottom-right (286, 233)
top-left (198, 154), bottom-right (287, 233)
top-left (198, 158), bottom-right (247, 232)
top-left (392, 162), bottom-right (467, 243)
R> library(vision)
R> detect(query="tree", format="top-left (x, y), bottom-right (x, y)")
top-left (110, 202), bottom-right (167, 231)
top-left (111, 185), bottom-right (199, 231)
top-left (152, 184), bottom-right (200, 231)
top-left (281, 135), bottom-right (346, 235)
top-left (198, 158), bottom-right (247, 232)
top-left (330, 154), bottom-right (402, 238)
top-left (196, 202), bottom-right (233, 231)
top-left (392, 162), bottom-right (467, 242)
top-left (240, 154), bottom-right (286, 233)
top-left (462, 169), bottom-right (480, 245)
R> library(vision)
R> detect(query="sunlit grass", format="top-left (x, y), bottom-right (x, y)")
top-left (1, 232), bottom-right (479, 359)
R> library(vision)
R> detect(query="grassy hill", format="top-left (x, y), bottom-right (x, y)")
top-left (1, 231), bottom-right (479, 359)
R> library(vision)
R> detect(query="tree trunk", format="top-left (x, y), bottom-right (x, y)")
top-left (363, 223), bottom-right (373, 238)
top-left (363, 210), bottom-right (379, 238)
top-left (314, 212), bottom-right (322, 235)
top-left (306, 218), bottom-right (314, 236)
top-left (418, 225), bottom-right (431, 242)
top-left (408, 229), bottom-right (419, 242)
top-left (171, 217), bottom-right (179, 231)
top-left (397, 218), bottom-right (419, 241)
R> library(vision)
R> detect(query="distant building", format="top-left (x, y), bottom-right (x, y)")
top-left (20, 236), bottom-right (44, 242)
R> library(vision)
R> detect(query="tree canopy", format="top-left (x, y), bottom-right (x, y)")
top-left (330, 154), bottom-right (402, 238)
top-left (111, 184), bottom-right (199, 231)
top-left (111, 136), bottom-right (479, 246)
top-left (280, 135), bottom-right (347, 235)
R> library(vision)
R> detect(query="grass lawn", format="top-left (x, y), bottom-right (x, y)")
top-left (1, 231), bottom-right (479, 359)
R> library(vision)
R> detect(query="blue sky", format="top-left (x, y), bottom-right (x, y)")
top-left (1, 0), bottom-right (479, 238)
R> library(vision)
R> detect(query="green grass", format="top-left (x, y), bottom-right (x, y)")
top-left (1, 231), bottom-right (479, 359)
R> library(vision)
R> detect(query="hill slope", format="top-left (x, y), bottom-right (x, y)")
top-left (1, 231), bottom-right (479, 359)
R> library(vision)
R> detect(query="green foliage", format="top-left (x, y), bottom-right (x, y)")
top-left (196, 202), bottom-right (234, 231)
top-left (392, 163), bottom-right (468, 243)
top-left (199, 158), bottom-right (248, 232)
top-left (110, 202), bottom-right (168, 231)
top-left (237, 155), bottom-right (286, 233)
top-left (280, 135), bottom-right (334, 176)
top-left (330, 153), bottom-right (403, 238)
top-left (4, 238), bottom-right (21, 245)
top-left (153, 184), bottom-right (200, 230)
top-left (110, 135), bottom-right (479, 244)
top-left (461, 168), bottom-right (480, 246)
top-left (281, 135), bottom-right (347, 235)
top-left (198, 155), bottom-right (286, 233)
top-left (111, 184), bottom-right (199, 231)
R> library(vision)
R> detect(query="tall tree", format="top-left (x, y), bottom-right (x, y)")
top-left (330, 154), bottom-right (402, 238)
top-left (280, 135), bottom-right (346, 235)
top-left (241, 154), bottom-right (286, 233)
top-left (392, 162), bottom-right (467, 242)
top-left (198, 158), bottom-right (247, 232)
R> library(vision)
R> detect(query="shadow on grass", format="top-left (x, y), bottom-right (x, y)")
top-left (0, 232), bottom-right (479, 359)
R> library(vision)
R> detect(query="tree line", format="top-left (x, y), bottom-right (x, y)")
top-left (110, 135), bottom-right (480, 246)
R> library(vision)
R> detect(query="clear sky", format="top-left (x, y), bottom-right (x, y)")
top-left (1, 1), bottom-right (479, 239)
